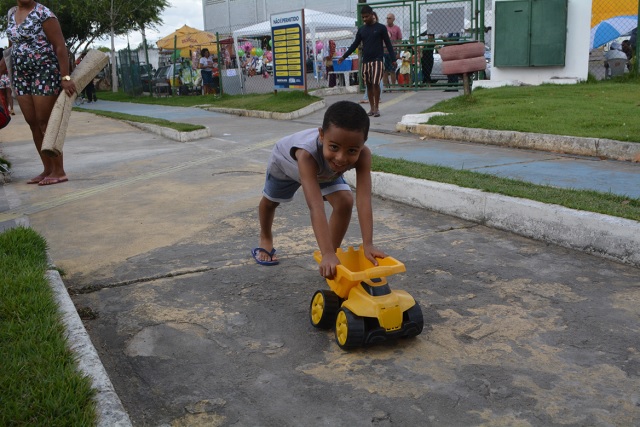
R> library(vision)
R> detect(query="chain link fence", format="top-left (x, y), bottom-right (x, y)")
top-left (589, 0), bottom-right (639, 80)
top-left (359, 0), bottom-right (487, 92)
top-left (202, 1), bottom-right (485, 95)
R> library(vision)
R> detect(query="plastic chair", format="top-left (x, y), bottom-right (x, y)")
top-left (608, 59), bottom-right (626, 78)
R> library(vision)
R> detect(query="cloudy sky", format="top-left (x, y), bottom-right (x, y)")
top-left (115, 0), bottom-right (204, 51)
top-left (1, 0), bottom-right (204, 51)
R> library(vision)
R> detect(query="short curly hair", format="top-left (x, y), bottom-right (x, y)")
top-left (322, 101), bottom-right (369, 139)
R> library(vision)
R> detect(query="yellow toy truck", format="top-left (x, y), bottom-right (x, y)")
top-left (310, 246), bottom-right (423, 349)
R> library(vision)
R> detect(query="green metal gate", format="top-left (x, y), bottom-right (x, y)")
top-left (356, 0), bottom-right (486, 91)
top-left (117, 49), bottom-right (143, 96)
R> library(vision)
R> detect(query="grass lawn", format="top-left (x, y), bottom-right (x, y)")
top-left (425, 79), bottom-right (640, 143)
top-left (372, 155), bottom-right (640, 221)
top-left (0, 227), bottom-right (96, 426)
top-left (75, 108), bottom-right (206, 132)
top-left (98, 89), bottom-right (322, 113)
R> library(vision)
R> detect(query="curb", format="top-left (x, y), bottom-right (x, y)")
top-left (123, 121), bottom-right (211, 142)
top-left (396, 122), bottom-right (640, 162)
top-left (201, 100), bottom-right (326, 120)
top-left (344, 170), bottom-right (640, 268)
top-left (47, 267), bottom-right (132, 427)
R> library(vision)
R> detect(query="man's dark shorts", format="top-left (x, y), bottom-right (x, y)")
top-left (383, 53), bottom-right (396, 72)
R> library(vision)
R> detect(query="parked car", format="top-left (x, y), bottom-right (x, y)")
top-left (151, 63), bottom-right (198, 94)
top-left (139, 63), bottom-right (154, 91)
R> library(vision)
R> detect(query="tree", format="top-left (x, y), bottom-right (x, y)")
top-left (0, 0), bottom-right (169, 90)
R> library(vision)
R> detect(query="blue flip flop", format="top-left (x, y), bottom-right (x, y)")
top-left (251, 247), bottom-right (279, 266)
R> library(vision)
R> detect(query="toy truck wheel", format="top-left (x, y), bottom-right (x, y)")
top-left (335, 308), bottom-right (365, 349)
top-left (404, 302), bottom-right (424, 337)
top-left (310, 290), bottom-right (341, 329)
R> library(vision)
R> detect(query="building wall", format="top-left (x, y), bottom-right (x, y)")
top-left (490, 0), bottom-right (592, 84)
top-left (203, 0), bottom-right (357, 35)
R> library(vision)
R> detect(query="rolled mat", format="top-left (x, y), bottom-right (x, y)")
top-left (41, 49), bottom-right (109, 157)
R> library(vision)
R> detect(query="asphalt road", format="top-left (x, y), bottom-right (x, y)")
top-left (1, 97), bottom-right (639, 426)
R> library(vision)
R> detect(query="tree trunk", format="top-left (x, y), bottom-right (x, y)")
top-left (110, 25), bottom-right (118, 92)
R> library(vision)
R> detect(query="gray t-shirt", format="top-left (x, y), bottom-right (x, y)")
top-left (267, 128), bottom-right (354, 183)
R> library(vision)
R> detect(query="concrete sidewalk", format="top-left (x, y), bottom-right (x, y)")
top-left (1, 92), bottom-right (639, 426)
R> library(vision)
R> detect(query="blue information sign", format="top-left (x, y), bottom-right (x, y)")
top-left (270, 10), bottom-right (306, 90)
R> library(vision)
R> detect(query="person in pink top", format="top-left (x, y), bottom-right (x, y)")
top-left (383, 13), bottom-right (402, 87)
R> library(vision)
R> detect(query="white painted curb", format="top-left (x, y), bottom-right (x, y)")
top-left (344, 170), bottom-right (640, 267)
top-left (396, 122), bottom-right (640, 162)
top-left (124, 121), bottom-right (211, 142)
top-left (202, 100), bottom-right (326, 120)
top-left (47, 269), bottom-right (132, 427)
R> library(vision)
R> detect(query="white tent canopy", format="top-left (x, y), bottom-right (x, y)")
top-left (232, 9), bottom-right (357, 40)
top-left (231, 9), bottom-right (358, 93)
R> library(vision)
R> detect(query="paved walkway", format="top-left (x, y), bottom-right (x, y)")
top-left (1, 91), bottom-right (639, 426)
top-left (77, 95), bottom-right (640, 198)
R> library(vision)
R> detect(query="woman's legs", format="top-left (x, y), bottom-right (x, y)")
top-left (18, 94), bottom-right (66, 182)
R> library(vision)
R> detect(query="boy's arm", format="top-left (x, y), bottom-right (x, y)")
top-left (355, 147), bottom-right (387, 265)
top-left (297, 149), bottom-right (341, 278)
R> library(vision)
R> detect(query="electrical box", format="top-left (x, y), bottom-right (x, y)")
top-left (494, 0), bottom-right (568, 67)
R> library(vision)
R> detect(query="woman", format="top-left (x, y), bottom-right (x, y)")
top-left (199, 48), bottom-right (214, 95)
top-left (1, 0), bottom-right (76, 185)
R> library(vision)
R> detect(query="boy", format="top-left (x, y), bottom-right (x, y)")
top-left (253, 101), bottom-right (386, 279)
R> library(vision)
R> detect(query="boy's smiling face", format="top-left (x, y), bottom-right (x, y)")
top-left (318, 125), bottom-right (367, 174)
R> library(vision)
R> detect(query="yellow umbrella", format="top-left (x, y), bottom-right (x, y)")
top-left (591, 0), bottom-right (638, 28)
top-left (156, 25), bottom-right (218, 54)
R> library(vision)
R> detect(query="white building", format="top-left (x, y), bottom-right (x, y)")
top-left (203, 0), bottom-right (493, 37)
top-left (203, 0), bottom-right (359, 36)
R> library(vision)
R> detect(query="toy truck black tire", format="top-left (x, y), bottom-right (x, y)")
top-left (309, 290), bottom-right (341, 329)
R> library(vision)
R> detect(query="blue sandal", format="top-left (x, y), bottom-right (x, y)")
top-left (251, 247), bottom-right (279, 266)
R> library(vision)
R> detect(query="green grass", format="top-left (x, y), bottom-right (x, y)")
top-left (0, 227), bottom-right (96, 426)
top-left (98, 89), bottom-right (322, 113)
top-left (76, 108), bottom-right (205, 132)
top-left (372, 155), bottom-right (640, 221)
top-left (425, 79), bottom-right (640, 143)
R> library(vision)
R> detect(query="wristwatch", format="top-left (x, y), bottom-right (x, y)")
top-left (62, 75), bottom-right (71, 81)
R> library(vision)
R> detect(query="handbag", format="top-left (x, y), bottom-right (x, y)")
top-left (0, 102), bottom-right (11, 129)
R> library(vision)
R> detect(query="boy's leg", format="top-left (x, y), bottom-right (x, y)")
top-left (258, 196), bottom-right (280, 261)
top-left (324, 190), bottom-right (353, 250)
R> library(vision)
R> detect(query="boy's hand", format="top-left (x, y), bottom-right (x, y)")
top-left (362, 244), bottom-right (386, 266)
top-left (319, 252), bottom-right (341, 279)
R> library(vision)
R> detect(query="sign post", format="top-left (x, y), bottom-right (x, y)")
top-left (271, 9), bottom-right (307, 93)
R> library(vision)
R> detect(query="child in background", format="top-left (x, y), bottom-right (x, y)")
top-left (253, 101), bottom-right (386, 278)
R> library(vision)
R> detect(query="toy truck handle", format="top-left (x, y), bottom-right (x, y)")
top-left (335, 262), bottom-right (405, 282)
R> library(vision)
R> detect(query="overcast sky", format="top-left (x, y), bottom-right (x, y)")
top-left (1, 0), bottom-right (204, 51)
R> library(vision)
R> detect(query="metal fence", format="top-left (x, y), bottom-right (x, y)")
top-left (359, 0), bottom-right (487, 92)
top-left (589, 0), bottom-right (639, 79)
top-left (206, 1), bottom-right (486, 95)
top-left (117, 49), bottom-right (144, 96)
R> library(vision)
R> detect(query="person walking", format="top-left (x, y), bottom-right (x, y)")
top-left (383, 12), bottom-right (402, 88)
top-left (0, 0), bottom-right (76, 186)
top-left (339, 5), bottom-right (395, 118)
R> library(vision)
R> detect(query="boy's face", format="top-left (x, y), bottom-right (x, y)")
top-left (318, 125), bottom-right (367, 174)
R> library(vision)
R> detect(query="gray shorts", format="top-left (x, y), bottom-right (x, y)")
top-left (262, 172), bottom-right (351, 203)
